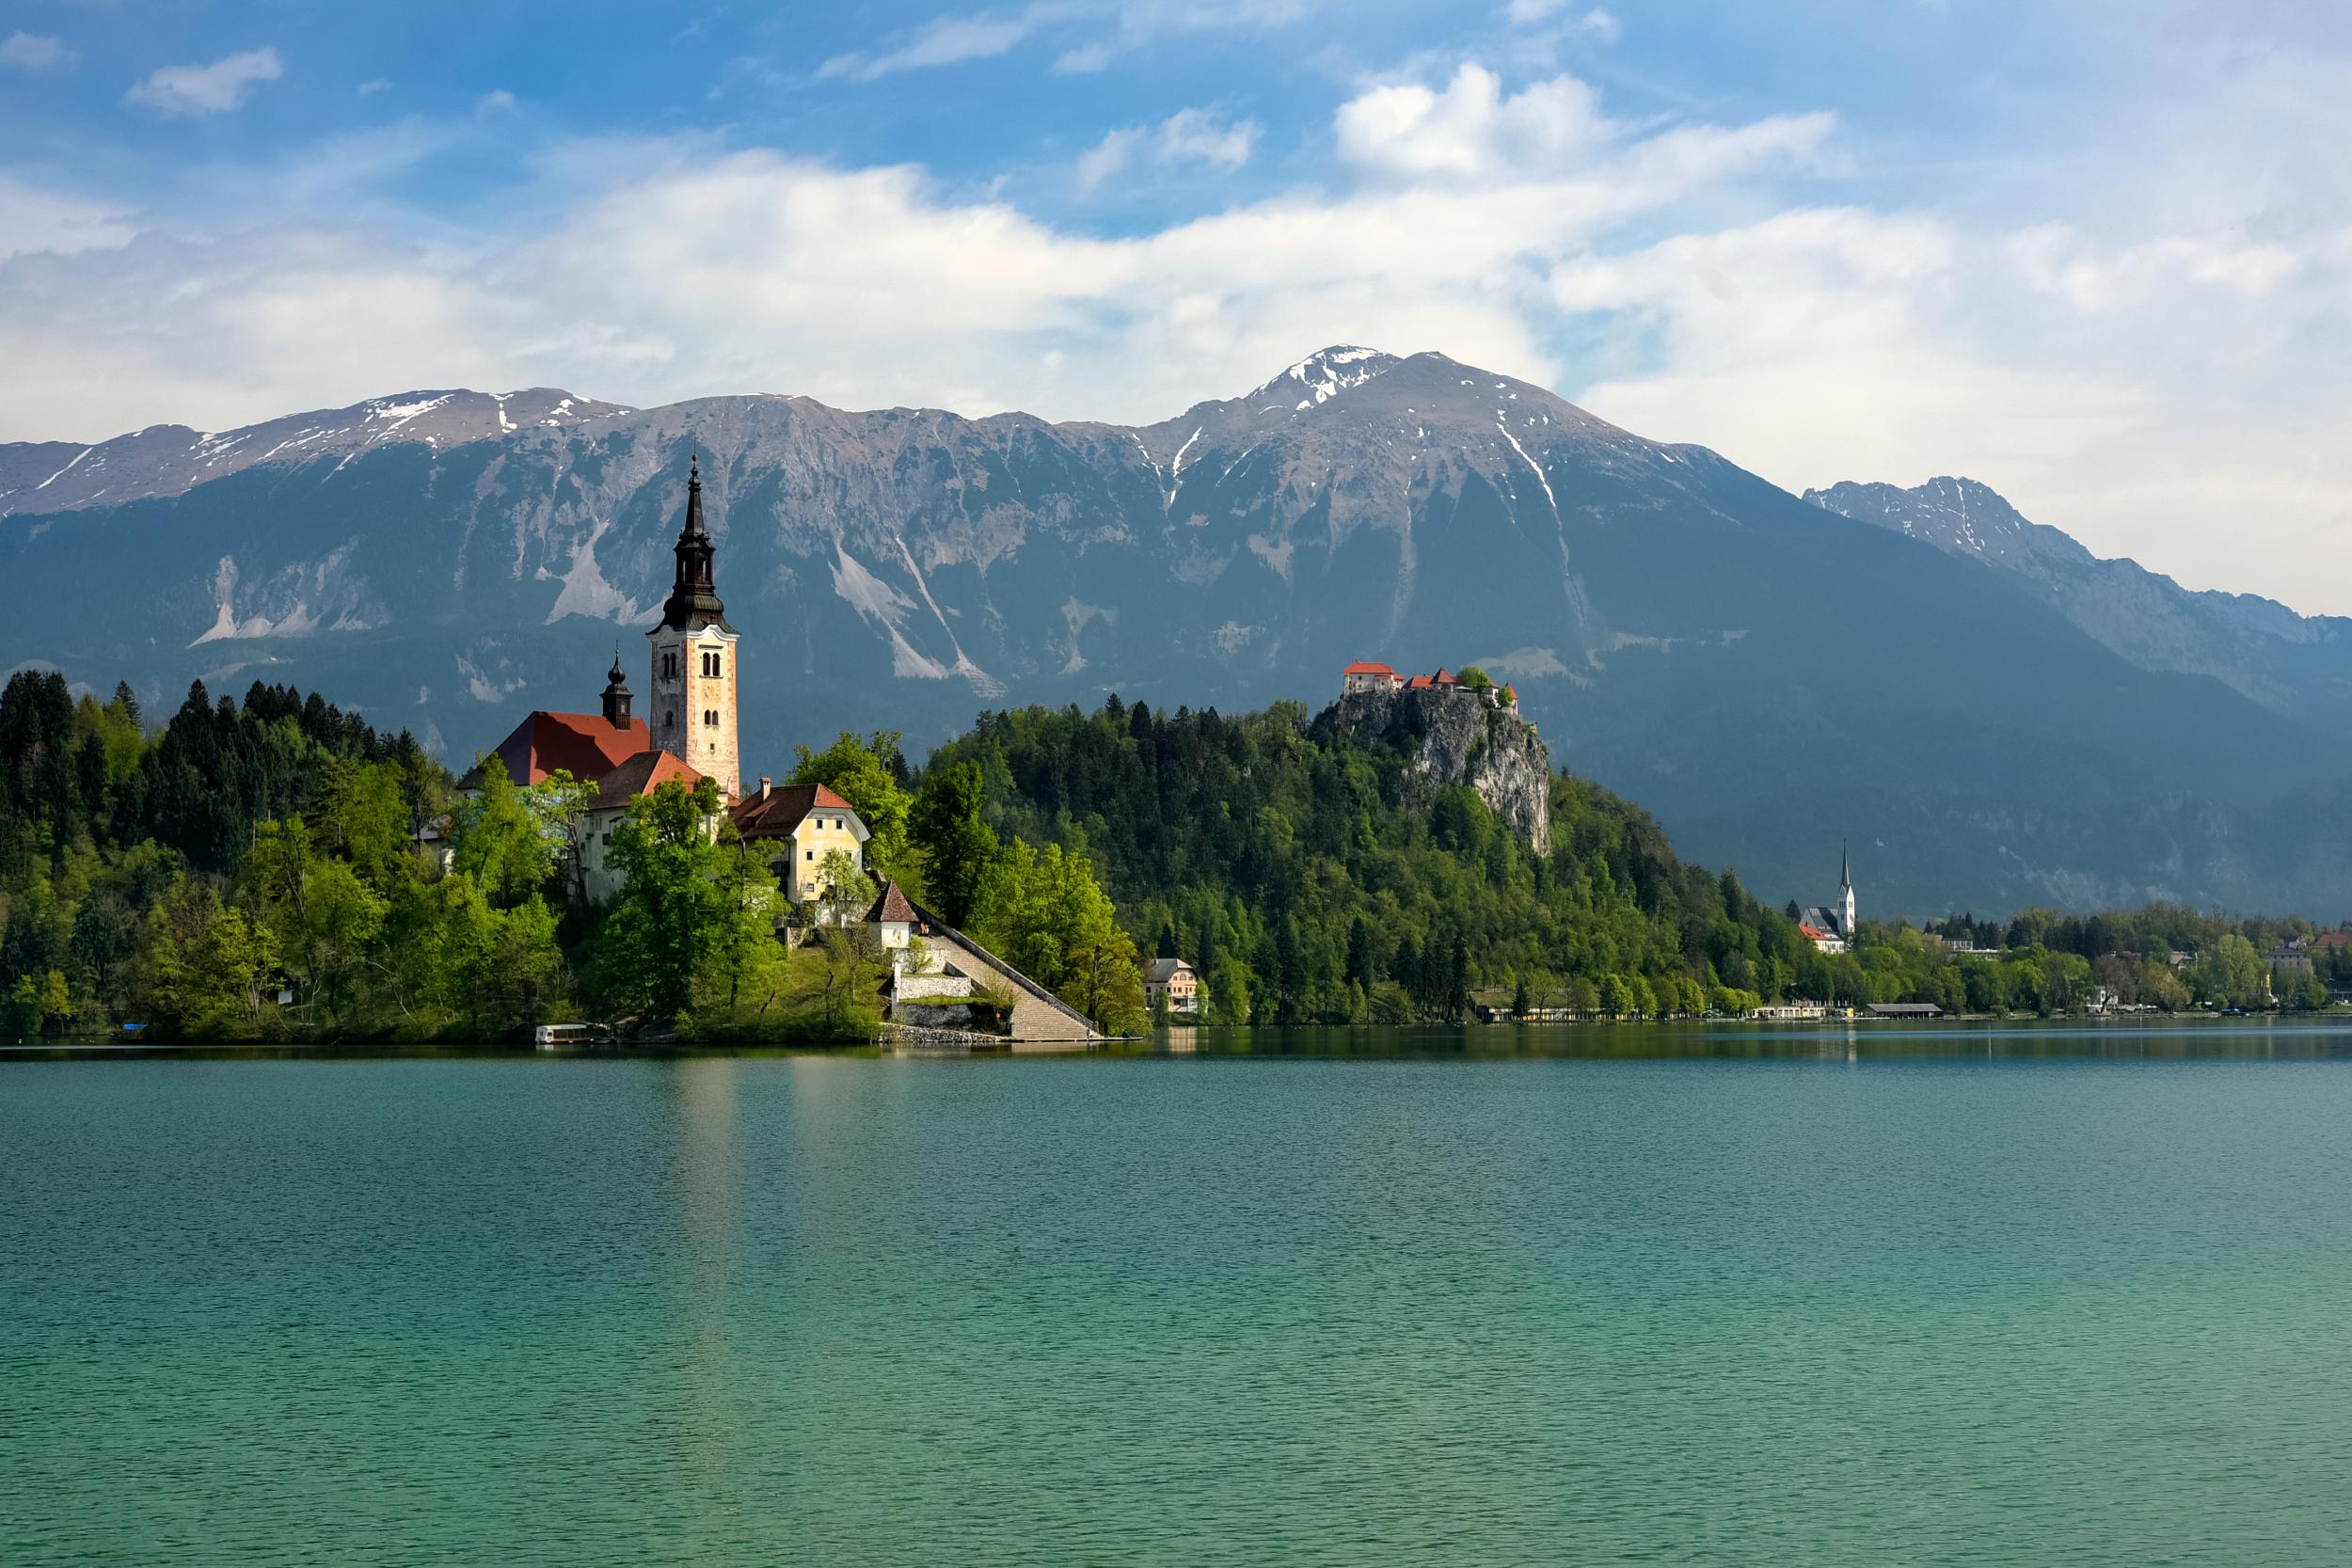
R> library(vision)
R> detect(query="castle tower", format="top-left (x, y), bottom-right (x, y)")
top-left (1838, 842), bottom-right (1856, 939)
top-left (646, 454), bottom-right (740, 801)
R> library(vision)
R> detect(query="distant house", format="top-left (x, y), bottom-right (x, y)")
top-left (1145, 958), bottom-right (1203, 1017)
top-left (2269, 936), bottom-right (2314, 973)
top-left (732, 781), bottom-right (870, 911)
top-left (1863, 1002), bottom-right (1942, 1020)
top-left (576, 749), bottom-right (709, 902)
top-left (1342, 659), bottom-right (1406, 695)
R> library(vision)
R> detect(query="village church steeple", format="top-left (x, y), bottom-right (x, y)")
top-left (646, 453), bottom-right (742, 801)
top-left (1838, 841), bottom-right (1857, 940)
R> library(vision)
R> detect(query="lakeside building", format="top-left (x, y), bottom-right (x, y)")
top-left (465, 455), bottom-right (754, 903)
top-left (732, 782), bottom-right (871, 912)
top-left (1799, 847), bottom-right (1858, 954)
top-left (1145, 958), bottom-right (1203, 1017)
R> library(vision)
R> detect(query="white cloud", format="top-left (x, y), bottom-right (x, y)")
top-left (0, 32), bottom-right (72, 71)
top-left (1052, 41), bottom-right (1113, 74)
top-left (0, 76), bottom-right (1826, 439)
top-left (1336, 65), bottom-right (1614, 181)
top-left (125, 47), bottom-right (282, 116)
top-left (818, 0), bottom-right (1327, 84)
top-left (1076, 107), bottom-right (1259, 193)
top-left (476, 88), bottom-right (518, 116)
top-left (20, 34), bottom-right (2352, 616)
top-left (819, 11), bottom-right (1042, 83)
top-left (1503, 1), bottom-right (1619, 38)
top-left (358, 79), bottom-right (392, 97)
top-left (0, 174), bottom-right (134, 260)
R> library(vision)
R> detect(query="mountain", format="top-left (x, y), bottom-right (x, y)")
top-left (0, 389), bottom-right (631, 517)
top-left (1807, 476), bottom-right (2352, 726)
top-left (5, 347), bottom-right (2349, 917)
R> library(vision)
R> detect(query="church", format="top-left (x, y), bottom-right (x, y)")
top-left (1799, 847), bottom-right (1858, 954)
top-left (464, 454), bottom-right (868, 906)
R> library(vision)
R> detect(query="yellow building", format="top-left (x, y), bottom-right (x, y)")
top-left (730, 781), bottom-right (869, 910)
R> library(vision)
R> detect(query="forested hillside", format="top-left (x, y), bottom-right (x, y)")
top-left (925, 696), bottom-right (1800, 1022)
top-left (927, 696), bottom-right (2350, 1022)
top-left (6, 671), bottom-right (2340, 1041)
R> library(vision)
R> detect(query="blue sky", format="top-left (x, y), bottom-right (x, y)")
top-left (5, 1), bottom-right (2351, 608)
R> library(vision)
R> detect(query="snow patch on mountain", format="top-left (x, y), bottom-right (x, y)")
top-left (1262, 345), bottom-right (1398, 410)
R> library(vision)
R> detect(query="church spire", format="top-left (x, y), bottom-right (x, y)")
top-left (1840, 840), bottom-right (1851, 892)
top-left (659, 451), bottom-right (732, 631)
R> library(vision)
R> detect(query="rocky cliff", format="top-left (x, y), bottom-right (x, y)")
top-left (1316, 687), bottom-right (1552, 854)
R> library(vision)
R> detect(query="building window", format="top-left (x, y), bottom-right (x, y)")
top-left (805, 849), bottom-right (814, 862)
top-left (665, 708), bottom-right (676, 732)
top-left (702, 650), bottom-right (722, 679)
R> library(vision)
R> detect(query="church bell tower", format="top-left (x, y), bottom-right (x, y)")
top-left (1838, 842), bottom-right (1857, 940)
top-left (646, 453), bottom-right (740, 801)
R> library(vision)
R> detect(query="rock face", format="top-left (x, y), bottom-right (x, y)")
top-left (1317, 687), bottom-right (1552, 854)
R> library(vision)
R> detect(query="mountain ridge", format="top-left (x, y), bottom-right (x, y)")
top-left (1808, 476), bottom-right (2352, 724)
top-left (7, 348), bottom-right (2349, 916)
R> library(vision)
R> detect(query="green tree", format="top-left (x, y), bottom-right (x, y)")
top-left (817, 847), bottom-right (876, 932)
top-left (785, 926), bottom-right (885, 1038)
top-left (1064, 928), bottom-right (1148, 1035)
top-left (143, 882), bottom-right (281, 1040)
top-left (451, 758), bottom-right (591, 908)
top-left (1205, 957), bottom-right (1253, 1025)
top-left (909, 760), bottom-right (997, 927)
top-left (596, 776), bottom-right (762, 1024)
top-left (315, 758), bottom-right (418, 895)
top-left (790, 732), bottom-right (913, 879)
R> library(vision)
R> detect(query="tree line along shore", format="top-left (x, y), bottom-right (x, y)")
top-left (1, 671), bottom-right (2343, 1042)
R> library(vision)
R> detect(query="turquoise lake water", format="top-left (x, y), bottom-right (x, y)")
top-left (7, 1025), bottom-right (2352, 1565)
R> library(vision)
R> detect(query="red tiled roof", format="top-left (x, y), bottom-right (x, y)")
top-left (2314, 930), bottom-right (2350, 949)
top-left (1433, 668), bottom-right (1457, 686)
top-left (462, 710), bottom-right (648, 790)
top-left (587, 749), bottom-right (705, 811)
top-left (866, 880), bottom-right (919, 925)
top-left (1342, 660), bottom-right (1397, 676)
top-left (1406, 673), bottom-right (1434, 689)
top-left (1798, 923), bottom-right (1834, 942)
top-left (730, 781), bottom-right (865, 842)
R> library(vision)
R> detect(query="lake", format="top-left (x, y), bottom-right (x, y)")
top-left (7, 1023), bottom-right (2351, 1565)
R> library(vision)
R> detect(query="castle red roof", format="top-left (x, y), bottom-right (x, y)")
top-left (461, 710), bottom-right (649, 790)
top-left (1343, 660), bottom-right (1398, 676)
top-left (1406, 673), bottom-right (1434, 689)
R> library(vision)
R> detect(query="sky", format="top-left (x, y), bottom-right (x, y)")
top-left (4, 0), bottom-right (2350, 610)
